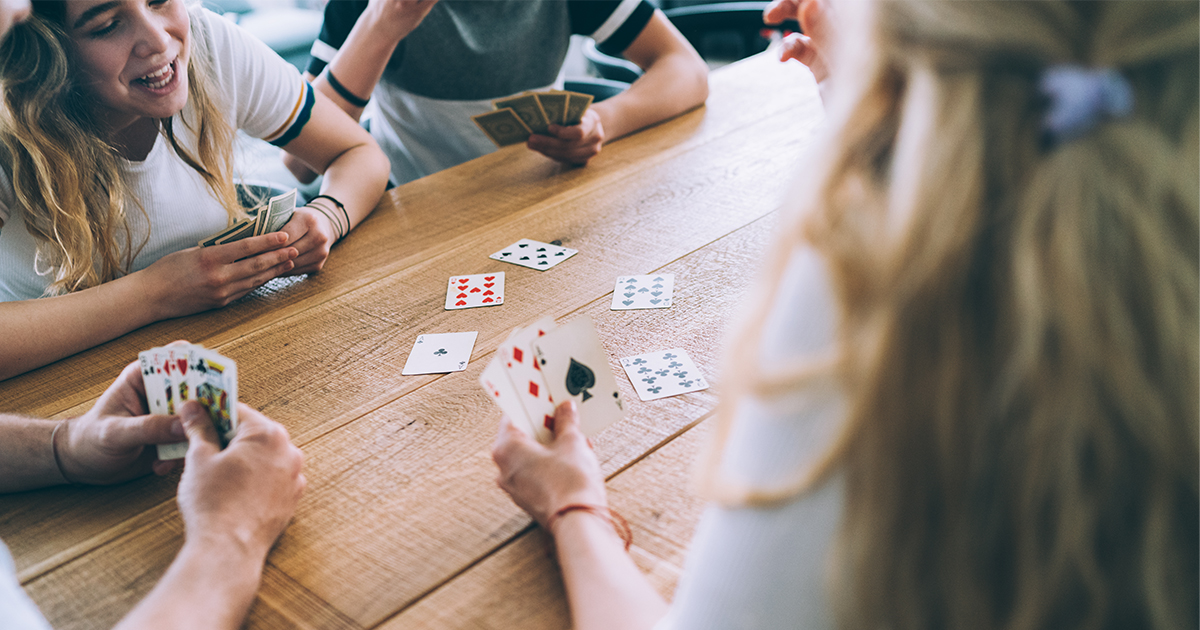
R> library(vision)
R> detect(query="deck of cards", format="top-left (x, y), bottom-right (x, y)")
top-left (471, 89), bottom-right (596, 147)
top-left (199, 188), bottom-right (297, 247)
top-left (479, 316), bottom-right (624, 443)
top-left (139, 344), bottom-right (238, 460)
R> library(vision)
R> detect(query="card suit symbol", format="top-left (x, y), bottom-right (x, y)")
top-left (663, 353), bottom-right (678, 360)
top-left (484, 276), bottom-right (495, 281)
top-left (543, 415), bottom-right (555, 431)
top-left (566, 358), bottom-right (596, 401)
top-left (537, 254), bottom-right (548, 258)
top-left (652, 284), bottom-right (663, 289)
top-left (458, 285), bottom-right (468, 291)
top-left (455, 300), bottom-right (467, 306)
top-left (651, 291), bottom-right (662, 297)
top-left (631, 358), bottom-right (647, 365)
top-left (641, 376), bottom-right (657, 384)
top-left (679, 380), bottom-right (694, 387)
top-left (482, 297), bottom-right (494, 303)
top-left (538, 261), bottom-right (548, 266)
top-left (622, 300), bottom-right (634, 306)
top-left (674, 371), bottom-right (688, 378)
top-left (470, 287), bottom-right (481, 293)
top-left (512, 347), bottom-right (524, 363)
top-left (555, 252), bottom-right (565, 256)
top-left (624, 292), bottom-right (635, 298)
top-left (528, 381), bottom-right (540, 397)
top-left (654, 277), bottom-right (665, 281)
top-left (177, 359), bottom-right (187, 374)
top-left (520, 256), bottom-right (530, 260)
top-left (638, 287), bottom-right (649, 293)
top-left (484, 282), bottom-right (495, 288)
top-left (637, 367), bottom-right (651, 374)
top-left (434, 348), bottom-right (448, 356)
top-left (482, 290), bottom-right (494, 296)
top-left (668, 361), bottom-right (682, 368)
top-left (650, 299), bottom-right (661, 305)
top-left (648, 386), bottom-right (662, 394)
top-left (537, 330), bottom-right (546, 336)
top-left (518, 243), bottom-right (529, 248)
top-left (656, 369), bottom-right (669, 376)
top-left (457, 292), bottom-right (468, 298)
top-left (537, 247), bottom-right (546, 252)
top-left (500, 252), bottom-right (512, 257)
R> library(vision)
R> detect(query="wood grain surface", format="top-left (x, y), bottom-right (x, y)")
top-left (0, 52), bottom-right (822, 630)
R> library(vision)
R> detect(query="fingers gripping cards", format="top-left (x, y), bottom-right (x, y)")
top-left (140, 344), bottom-right (238, 460)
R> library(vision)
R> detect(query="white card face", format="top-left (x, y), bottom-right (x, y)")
top-left (188, 346), bottom-right (239, 444)
top-left (500, 317), bottom-right (557, 443)
top-left (402, 332), bottom-right (479, 375)
top-left (610, 274), bottom-right (675, 310)
top-left (479, 355), bottom-right (540, 441)
top-left (489, 239), bottom-right (578, 270)
top-left (445, 272), bottom-right (505, 310)
top-left (619, 348), bottom-right (709, 401)
top-left (139, 348), bottom-right (171, 415)
top-left (531, 316), bottom-right (624, 437)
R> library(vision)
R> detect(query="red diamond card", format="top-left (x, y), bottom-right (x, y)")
top-left (445, 273), bottom-right (505, 310)
top-left (496, 316), bottom-right (557, 443)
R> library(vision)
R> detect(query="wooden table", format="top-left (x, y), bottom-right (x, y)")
top-left (0, 52), bottom-right (822, 629)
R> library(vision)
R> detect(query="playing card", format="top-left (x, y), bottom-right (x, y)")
top-left (139, 348), bottom-right (171, 416)
top-left (493, 94), bottom-right (551, 135)
top-left (402, 332), bottom-right (478, 375)
top-left (188, 346), bottom-right (239, 444)
top-left (479, 355), bottom-right (538, 439)
top-left (610, 274), bottom-right (675, 310)
top-left (253, 201), bottom-right (272, 237)
top-left (199, 218), bottom-right (252, 247)
top-left (445, 272), bottom-right (505, 310)
top-left (563, 91), bottom-right (594, 126)
top-left (619, 348), bottom-right (709, 402)
top-left (472, 109), bottom-right (531, 147)
top-left (531, 316), bottom-right (624, 437)
top-left (264, 188), bottom-right (297, 233)
top-left (535, 91), bottom-right (568, 125)
top-left (489, 238), bottom-right (578, 270)
top-left (499, 317), bottom-right (558, 443)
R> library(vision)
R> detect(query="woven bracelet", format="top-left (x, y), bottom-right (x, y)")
top-left (546, 503), bottom-right (632, 552)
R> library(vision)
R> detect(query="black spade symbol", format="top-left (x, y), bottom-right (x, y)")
top-left (565, 358), bottom-right (596, 401)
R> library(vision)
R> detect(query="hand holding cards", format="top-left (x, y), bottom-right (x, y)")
top-left (472, 90), bottom-right (595, 147)
top-left (139, 343), bottom-right (238, 460)
top-left (479, 316), bottom-right (624, 443)
top-left (199, 188), bottom-right (297, 247)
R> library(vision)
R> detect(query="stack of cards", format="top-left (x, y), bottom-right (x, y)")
top-left (198, 188), bottom-right (297, 247)
top-left (471, 89), bottom-right (596, 147)
top-left (139, 344), bottom-right (239, 460)
top-left (479, 316), bottom-right (624, 443)
top-left (489, 239), bottom-right (578, 271)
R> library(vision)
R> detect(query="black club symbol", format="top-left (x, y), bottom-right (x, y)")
top-left (434, 348), bottom-right (448, 356)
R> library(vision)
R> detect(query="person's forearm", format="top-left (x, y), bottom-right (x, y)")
top-left (0, 416), bottom-right (67, 492)
top-left (114, 536), bottom-right (267, 630)
top-left (593, 52), bottom-right (709, 141)
top-left (317, 143), bottom-right (389, 232)
top-left (554, 511), bottom-right (668, 630)
top-left (0, 274), bottom-right (160, 380)
top-left (315, 7), bottom-right (410, 119)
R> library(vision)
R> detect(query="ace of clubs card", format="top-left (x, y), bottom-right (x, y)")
top-left (530, 316), bottom-right (624, 437)
top-left (402, 332), bottom-right (479, 375)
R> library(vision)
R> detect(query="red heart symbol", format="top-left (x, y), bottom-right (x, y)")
top-left (457, 292), bottom-right (468, 298)
top-left (455, 300), bottom-right (467, 306)
top-left (482, 298), bottom-right (494, 303)
top-left (176, 359), bottom-right (187, 374)
top-left (458, 285), bottom-right (468, 291)
top-left (484, 276), bottom-right (495, 281)
top-left (484, 283), bottom-right (494, 288)
top-left (470, 287), bottom-right (481, 293)
top-left (482, 290), bottom-right (494, 296)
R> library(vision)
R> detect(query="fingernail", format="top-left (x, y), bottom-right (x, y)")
top-left (171, 419), bottom-right (186, 437)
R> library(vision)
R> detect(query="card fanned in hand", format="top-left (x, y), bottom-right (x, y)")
top-left (139, 343), bottom-right (239, 460)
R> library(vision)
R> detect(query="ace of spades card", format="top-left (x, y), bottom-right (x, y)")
top-left (530, 316), bottom-right (624, 437)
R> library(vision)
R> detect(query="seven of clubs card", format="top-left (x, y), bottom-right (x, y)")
top-left (611, 274), bottom-right (674, 310)
top-left (402, 332), bottom-right (479, 375)
top-left (620, 348), bottom-right (709, 402)
top-left (139, 344), bottom-right (238, 460)
top-left (445, 273), bottom-right (504, 310)
top-left (490, 239), bottom-right (577, 270)
top-left (530, 316), bottom-right (624, 438)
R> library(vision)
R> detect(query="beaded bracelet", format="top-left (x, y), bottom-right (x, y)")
top-left (546, 503), bottom-right (632, 551)
top-left (325, 69), bottom-right (370, 108)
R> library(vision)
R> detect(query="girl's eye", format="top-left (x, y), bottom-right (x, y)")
top-left (90, 21), bottom-right (119, 37)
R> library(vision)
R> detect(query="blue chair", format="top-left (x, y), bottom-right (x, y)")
top-left (564, 78), bottom-right (632, 103)
top-left (584, 1), bottom-right (801, 79)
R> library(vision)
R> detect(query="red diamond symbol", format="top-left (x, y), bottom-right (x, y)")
top-left (513, 347), bottom-right (524, 363)
top-left (528, 382), bottom-right (539, 397)
top-left (544, 415), bottom-right (555, 431)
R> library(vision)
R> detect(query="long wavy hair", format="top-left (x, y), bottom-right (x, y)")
top-left (0, 0), bottom-right (241, 296)
top-left (706, 2), bottom-right (1199, 629)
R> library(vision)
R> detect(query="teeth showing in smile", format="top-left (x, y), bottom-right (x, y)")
top-left (138, 62), bottom-right (174, 89)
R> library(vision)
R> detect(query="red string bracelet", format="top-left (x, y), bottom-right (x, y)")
top-left (546, 504), bottom-right (633, 552)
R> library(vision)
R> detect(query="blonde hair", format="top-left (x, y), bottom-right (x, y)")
top-left (0, 2), bottom-right (241, 296)
top-left (708, 2), bottom-right (1198, 629)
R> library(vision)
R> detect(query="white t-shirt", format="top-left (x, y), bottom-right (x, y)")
top-left (657, 246), bottom-right (845, 630)
top-left (0, 540), bottom-right (51, 630)
top-left (0, 7), bottom-right (312, 301)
